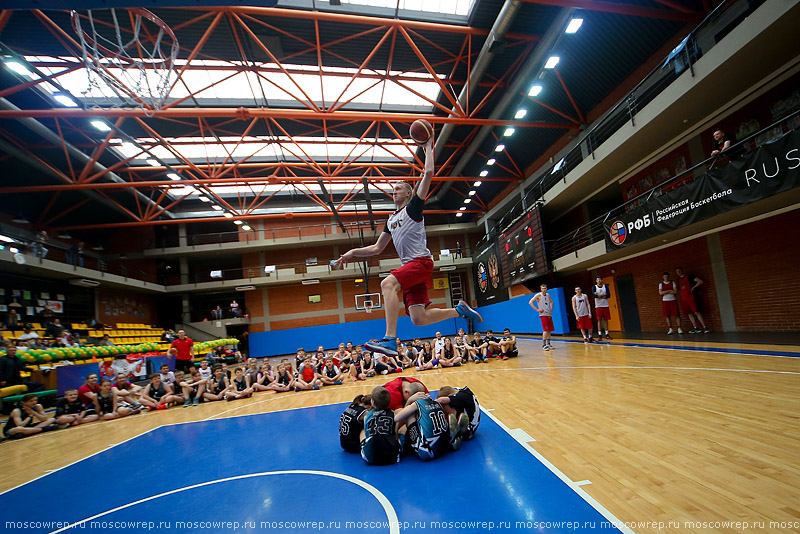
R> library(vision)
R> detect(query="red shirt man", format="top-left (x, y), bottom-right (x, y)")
top-left (170, 330), bottom-right (195, 372)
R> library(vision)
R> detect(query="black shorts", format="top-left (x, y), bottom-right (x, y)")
top-left (361, 434), bottom-right (404, 465)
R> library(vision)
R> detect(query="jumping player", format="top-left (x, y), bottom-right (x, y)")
top-left (332, 131), bottom-right (482, 356)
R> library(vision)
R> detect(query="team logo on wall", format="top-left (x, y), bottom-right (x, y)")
top-left (608, 220), bottom-right (627, 246)
top-left (488, 254), bottom-right (500, 289)
top-left (477, 261), bottom-right (489, 293)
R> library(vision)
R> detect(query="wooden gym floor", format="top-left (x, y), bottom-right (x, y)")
top-left (1, 335), bottom-right (798, 533)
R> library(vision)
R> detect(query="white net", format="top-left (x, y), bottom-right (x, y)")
top-left (71, 8), bottom-right (179, 114)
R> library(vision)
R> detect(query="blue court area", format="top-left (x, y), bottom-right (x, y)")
top-left (1, 401), bottom-right (624, 534)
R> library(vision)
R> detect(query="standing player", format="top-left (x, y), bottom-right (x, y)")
top-left (660, 272), bottom-right (683, 334)
top-left (332, 132), bottom-right (482, 356)
top-left (676, 267), bottom-right (710, 333)
top-left (170, 330), bottom-right (195, 373)
top-left (572, 286), bottom-right (594, 343)
top-left (529, 283), bottom-right (555, 351)
top-left (592, 276), bottom-right (612, 340)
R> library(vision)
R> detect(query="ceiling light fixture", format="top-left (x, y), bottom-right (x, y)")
top-left (479, 170), bottom-right (488, 177)
top-left (456, 213), bottom-right (463, 217)
top-left (468, 190), bottom-right (476, 196)
top-left (514, 109), bottom-right (527, 119)
top-left (223, 213), bottom-right (234, 218)
top-left (494, 144), bottom-right (505, 152)
top-left (459, 207), bottom-right (467, 211)
top-left (5, 61), bottom-right (33, 77)
top-left (528, 85), bottom-right (542, 97)
top-left (545, 56), bottom-right (560, 69)
top-left (487, 159), bottom-right (496, 166)
top-left (167, 173), bottom-right (181, 180)
top-left (473, 181), bottom-right (482, 187)
top-left (146, 159), bottom-right (159, 166)
top-left (234, 220), bottom-right (243, 225)
top-left (503, 127), bottom-right (515, 137)
top-left (241, 225), bottom-right (252, 231)
top-left (565, 18), bottom-right (583, 33)
top-left (54, 94), bottom-right (78, 107)
top-left (198, 196), bottom-right (211, 202)
top-left (463, 198), bottom-right (472, 204)
top-left (90, 120), bottom-right (111, 132)
top-left (211, 205), bottom-right (223, 211)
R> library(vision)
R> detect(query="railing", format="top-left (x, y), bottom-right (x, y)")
top-left (548, 110), bottom-right (800, 260)
top-left (149, 220), bottom-right (380, 249)
top-left (477, 0), bottom-right (765, 249)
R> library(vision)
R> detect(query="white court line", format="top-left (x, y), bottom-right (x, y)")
top-left (483, 408), bottom-right (636, 534)
top-left (509, 428), bottom-right (536, 442)
top-left (517, 336), bottom-right (800, 360)
top-left (0, 426), bottom-right (160, 497)
top-left (46, 470), bottom-right (399, 534)
top-left (575, 480), bottom-right (593, 486)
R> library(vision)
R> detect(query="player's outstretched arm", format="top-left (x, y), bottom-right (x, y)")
top-left (415, 135), bottom-right (435, 201)
top-left (333, 231), bottom-right (392, 268)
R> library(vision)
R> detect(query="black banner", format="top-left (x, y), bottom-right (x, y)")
top-left (606, 129), bottom-right (800, 249)
top-left (473, 241), bottom-right (507, 307)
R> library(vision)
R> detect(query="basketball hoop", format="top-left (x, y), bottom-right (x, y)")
top-left (364, 300), bottom-right (373, 314)
top-left (71, 8), bottom-right (179, 114)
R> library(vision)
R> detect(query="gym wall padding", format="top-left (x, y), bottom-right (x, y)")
top-left (249, 316), bottom-right (469, 357)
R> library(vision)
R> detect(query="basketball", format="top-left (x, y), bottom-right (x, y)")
top-left (409, 119), bottom-right (433, 145)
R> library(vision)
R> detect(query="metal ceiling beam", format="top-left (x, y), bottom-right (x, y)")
top-left (515, 0), bottom-right (700, 22)
top-left (433, 0), bottom-right (523, 157)
top-left (320, 177), bottom-right (351, 233)
top-left (49, 209), bottom-right (480, 232)
top-left (430, 8), bottom-right (577, 203)
top-left (0, 97), bottom-right (175, 220)
top-left (198, 5), bottom-right (540, 41)
top-left (0, 107), bottom-right (573, 128)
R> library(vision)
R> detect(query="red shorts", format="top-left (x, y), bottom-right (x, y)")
top-left (576, 315), bottom-right (593, 330)
top-left (681, 294), bottom-right (698, 314)
top-left (595, 307), bottom-right (611, 321)
top-left (540, 316), bottom-right (554, 332)
top-left (662, 300), bottom-right (679, 317)
top-left (391, 256), bottom-right (433, 313)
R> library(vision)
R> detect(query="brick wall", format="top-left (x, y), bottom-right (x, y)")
top-left (719, 210), bottom-right (800, 331)
top-left (597, 236), bottom-right (721, 333)
top-left (594, 209), bottom-right (800, 332)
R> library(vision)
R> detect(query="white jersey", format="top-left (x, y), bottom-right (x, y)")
top-left (533, 292), bottom-right (553, 317)
top-left (594, 284), bottom-right (609, 308)
top-left (198, 367), bottom-right (213, 381)
top-left (573, 294), bottom-right (590, 317)
top-left (385, 195), bottom-right (431, 264)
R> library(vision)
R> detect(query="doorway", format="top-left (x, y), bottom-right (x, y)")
top-left (615, 274), bottom-right (641, 333)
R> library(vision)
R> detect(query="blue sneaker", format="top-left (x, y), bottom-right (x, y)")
top-left (365, 337), bottom-right (398, 357)
top-left (456, 300), bottom-right (483, 322)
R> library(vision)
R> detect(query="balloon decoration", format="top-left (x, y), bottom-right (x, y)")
top-left (2, 338), bottom-right (239, 364)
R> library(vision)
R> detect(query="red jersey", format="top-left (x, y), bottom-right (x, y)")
top-left (301, 364), bottom-right (315, 382)
top-left (77, 383), bottom-right (100, 408)
top-left (171, 337), bottom-right (194, 361)
top-left (677, 276), bottom-right (693, 298)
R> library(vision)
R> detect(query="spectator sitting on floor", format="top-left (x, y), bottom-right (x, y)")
top-left (3, 394), bottom-right (58, 439)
